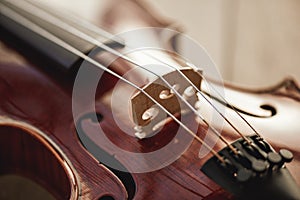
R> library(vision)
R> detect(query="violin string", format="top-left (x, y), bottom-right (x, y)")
top-left (127, 53), bottom-right (254, 145)
top-left (28, 0), bottom-right (260, 141)
top-left (196, 74), bottom-right (261, 138)
top-left (0, 2), bottom-right (226, 162)
top-left (6, 0), bottom-right (239, 153)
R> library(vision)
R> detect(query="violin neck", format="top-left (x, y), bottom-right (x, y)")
top-left (0, 1), bottom-right (93, 73)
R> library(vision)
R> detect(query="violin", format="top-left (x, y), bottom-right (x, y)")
top-left (1, 0), bottom-right (300, 199)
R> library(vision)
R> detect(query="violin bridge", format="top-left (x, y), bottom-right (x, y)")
top-left (131, 69), bottom-right (202, 139)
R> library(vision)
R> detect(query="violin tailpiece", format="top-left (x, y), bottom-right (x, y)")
top-left (201, 135), bottom-right (300, 200)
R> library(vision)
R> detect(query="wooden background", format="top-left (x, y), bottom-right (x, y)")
top-left (150, 0), bottom-right (300, 87)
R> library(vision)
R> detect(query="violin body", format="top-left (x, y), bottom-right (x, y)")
top-left (0, 0), bottom-right (300, 199)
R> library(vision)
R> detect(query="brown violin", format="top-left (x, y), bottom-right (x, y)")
top-left (1, 0), bottom-right (300, 199)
